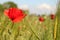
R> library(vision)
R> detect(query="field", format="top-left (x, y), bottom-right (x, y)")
top-left (0, 12), bottom-right (58, 40)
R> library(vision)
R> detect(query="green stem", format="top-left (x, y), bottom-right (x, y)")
top-left (11, 22), bottom-right (14, 29)
top-left (29, 33), bottom-right (33, 40)
top-left (8, 22), bottom-right (14, 35)
top-left (4, 35), bottom-right (6, 40)
top-left (8, 29), bottom-right (11, 35)
top-left (25, 16), bottom-right (40, 40)
top-left (14, 29), bottom-right (19, 40)
top-left (54, 16), bottom-right (58, 40)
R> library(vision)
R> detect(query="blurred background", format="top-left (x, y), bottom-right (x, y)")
top-left (0, 0), bottom-right (58, 15)
top-left (0, 0), bottom-right (60, 40)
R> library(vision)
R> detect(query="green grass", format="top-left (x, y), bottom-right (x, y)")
top-left (0, 13), bottom-right (59, 40)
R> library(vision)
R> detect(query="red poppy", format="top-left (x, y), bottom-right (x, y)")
top-left (50, 14), bottom-right (55, 20)
top-left (4, 8), bottom-right (26, 22)
top-left (39, 17), bottom-right (44, 22)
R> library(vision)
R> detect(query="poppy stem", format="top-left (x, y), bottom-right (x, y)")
top-left (11, 22), bottom-right (14, 29)
top-left (8, 22), bottom-right (14, 35)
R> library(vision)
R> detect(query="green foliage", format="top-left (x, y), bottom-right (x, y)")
top-left (3, 1), bottom-right (17, 9)
top-left (0, 13), bottom-right (55, 40)
top-left (23, 10), bottom-right (29, 14)
top-left (0, 4), bottom-right (4, 12)
top-left (56, 0), bottom-right (60, 40)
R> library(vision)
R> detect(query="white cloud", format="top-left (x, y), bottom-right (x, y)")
top-left (37, 3), bottom-right (52, 10)
top-left (19, 4), bottom-right (29, 10)
top-left (18, 3), bottom-right (57, 15)
top-left (36, 3), bottom-right (57, 15)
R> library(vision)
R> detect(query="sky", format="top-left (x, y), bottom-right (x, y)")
top-left (0, 0), bottom-right (58, 15)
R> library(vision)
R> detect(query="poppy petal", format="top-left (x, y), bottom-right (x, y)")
top-left (13, 14), bottom-right (26, 22)
top-left (4, 9), bottom-right (9, 16)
